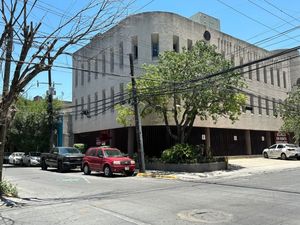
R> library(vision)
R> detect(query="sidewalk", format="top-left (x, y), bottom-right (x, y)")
top-left (137, 158), bottom-right (300, 181)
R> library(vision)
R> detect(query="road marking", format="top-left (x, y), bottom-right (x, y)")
top-left (89, 205), bottom-right (152, 225)
top-left (82, 176), bottom-right (91, 184)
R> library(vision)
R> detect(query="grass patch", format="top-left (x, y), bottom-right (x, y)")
top-left (0, 180), bottom-right (18, 197)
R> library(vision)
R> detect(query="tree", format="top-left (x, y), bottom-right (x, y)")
top-left (280, 88), bottom-right (300, 144)
top-left (0, 0), bottom-right (132, 181)
top-left (117, 41), bottom-right (246, 147)
top-left (7, 97), bottom-right (62, 153)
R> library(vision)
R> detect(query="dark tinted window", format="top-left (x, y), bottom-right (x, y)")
top-left (277, 145), bottom-right (284, 149)
top-left (104, 149), bottom-right (123, 157)
top-left (269, 145), bottom-right (277, 149)
top-left (86, 149), bottom-right (96, 156)
top-left (97, 150), bottom-right (103, 157)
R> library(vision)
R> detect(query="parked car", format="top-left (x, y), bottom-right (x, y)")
top-left (8, 152), bottom-right (25, 165)
top-left (82, 146), bottom-right (135, 177)
top-left (22, 152), bottom-right (41, 166)
top-left (262, 143), bottom-right (300, 160)
top-left (40, 147), bottom-right (84, 172)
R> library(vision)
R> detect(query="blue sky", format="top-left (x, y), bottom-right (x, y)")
top-left (14, 0), bottom-right (300, 101)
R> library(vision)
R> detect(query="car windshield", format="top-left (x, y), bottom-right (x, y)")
top-left (15, 153), bottom-right (24, 156)
top-left (104, 149), bottom-right (123, 157)
top-left (286, 144), bottom-right (298, 148)
top-left (59, 148), bottom-right (81, 155)
top-left (30, 152), bottom-right (41, 157)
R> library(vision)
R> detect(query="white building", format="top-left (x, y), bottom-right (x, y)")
top-left (72, 12), bottom-right (299, 156)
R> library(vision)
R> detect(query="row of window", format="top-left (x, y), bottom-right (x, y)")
top-left (74, 83), bottom-right (125, 120)
top-left (243, 63), bottom-right (287, 88)
top-left (245, 94), bottom-right (282, 116)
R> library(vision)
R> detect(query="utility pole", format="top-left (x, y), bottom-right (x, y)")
top-left (129, 54), bottom-right (145, 173)
top-left (47, 51), bottom-right (54, 150)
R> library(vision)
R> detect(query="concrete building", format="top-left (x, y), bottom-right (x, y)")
top-left (72, 11), bottom-right (300, 156)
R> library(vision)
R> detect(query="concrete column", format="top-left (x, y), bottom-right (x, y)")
top-left (245, 130), bottom-right (252, 155)
top-left (110, 129), bottom-right (116, 147)
top-left (127, 127), bottom-right (134, 157)
top-left (205, 127), bottom-right (211, 154)
top-left (266, 131), bottom-right (271, 146)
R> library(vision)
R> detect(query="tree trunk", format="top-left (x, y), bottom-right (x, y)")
top-left (0, 111), bottom-right (8, 182)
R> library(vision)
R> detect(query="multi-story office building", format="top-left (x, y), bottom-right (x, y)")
top-left (72, 12), bottom-right (300, 156)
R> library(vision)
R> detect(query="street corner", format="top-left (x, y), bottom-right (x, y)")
top-left (136, 171), bottom-right (177, 180)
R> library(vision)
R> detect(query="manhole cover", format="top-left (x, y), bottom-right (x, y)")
top-left (177, 209), bottom-right (233, 224)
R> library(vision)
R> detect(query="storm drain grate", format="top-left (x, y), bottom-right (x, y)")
top-left (177, 209), bottom-right (233, 224)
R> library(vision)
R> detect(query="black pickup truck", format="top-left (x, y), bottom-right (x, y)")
top-left (40, 147), bottom-right (84, 172)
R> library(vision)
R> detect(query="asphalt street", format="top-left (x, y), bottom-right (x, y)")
top-left (1, 161), bottom-right (300, 225)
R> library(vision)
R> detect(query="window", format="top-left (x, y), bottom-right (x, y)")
top-left (81, 97), bottom-right (84, 119)
top-left (132, 36), bottom-right (138, 60)
top-left (97, 149), bottom-right (103, 157)
top-left (239, 58), bottom-right (244, 74)
top-left (270, 68), bottom-right (274, 85)
top-left (256, 64), bottom-right (260, 81)
top-left (111, 87), bottom-right (114, 112)
top-left (248, 65), bottom-right (252, 79)
top-left (95, 57), bottom-right (98, 79)
top-left (273, 98), bottom-right (277, 117)
top-left (264, 66), bottom-right (267, 83)
top-left (81, 63), bottom-right (84, 86)
top-left (95, 92), bottom-right (98, 116)
top-left (75, 68), bottom-right (78, 87)
top-left (87, 95), bottom-right (91, 118)
top-left (266, 97), bottom-right (269, 115)
top-left (75, 99), bottom-right (78, 120)
top-left (250, 94), bottom-right (254, 114)
top-left (187, 39), bottom-right (193, 51)
top-left (283, 71), bottom-right (287, 88)
top-left (277, 69), bottom-right (280, 87)
top-left (151, 33), bottom-right (159, 58)
top-left (88, 60), bottom-right (91, 83)
top-left (258, 95), bottom-right (262, 115)
top-left (231, 55), bottom-right (235, 65)
top-left (110, 48), bottom-right (114, 73)
top-left (119, 83), bottom-right (125, 104)
top-left (102, 52), bottom-right (106, 77)
top-left (173, 35), bottom-right (179, 53)
top-left (102, 90), bottom-right (106, 114)
top-left (119, 42), bottom-right (123, 69)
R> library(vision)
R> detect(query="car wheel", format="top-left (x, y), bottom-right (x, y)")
top-left (41, 159), bottom-right (47, 170)
top-left (263, 152), bottom-right (268, 158)
top-left (83, 164), bottom-right (91, 175)
top-left (125, 171), bottom-right (134, 176)
top-left (104, 165), bottom-right (112, 177)
top-left (281, 153), bottom-right (287, 160)
top-left (58, 161), bottom-right (64, 173)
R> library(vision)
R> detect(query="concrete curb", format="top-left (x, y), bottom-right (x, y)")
top-left (137, 172), bottom-right (177, 180)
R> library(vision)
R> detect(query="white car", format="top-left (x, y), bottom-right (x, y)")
top-left (8, 152), bottom-right (25, 165)
top-left (262, 143), bottom-right (300, 160)
top-left (22, 152), bottom-right (41, 166)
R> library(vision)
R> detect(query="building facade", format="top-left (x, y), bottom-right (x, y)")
top-left (72, 11), bottom-right (299, 156)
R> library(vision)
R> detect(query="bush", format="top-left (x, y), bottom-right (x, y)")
top-left (161, 144), bottom-right (227, 164)
top-left (0, 180), bottom-right (18, 197)
top-left (161, 144), bottom-right (199, 163)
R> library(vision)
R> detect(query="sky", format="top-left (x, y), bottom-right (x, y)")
top-left (4, 0), bottom-right (300, 101)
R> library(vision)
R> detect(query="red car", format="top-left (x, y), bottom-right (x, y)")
top-left (82, 147), bottom-right (135, 177)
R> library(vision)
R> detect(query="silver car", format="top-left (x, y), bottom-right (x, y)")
top-left (8, 152), bottom-right (25, 165)
top-left (262, 143), bottom-right (300, 160)
top-left (22, 152), bottom-right (41, 166)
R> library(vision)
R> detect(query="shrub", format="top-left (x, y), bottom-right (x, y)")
top-left (161, 144), bottom-right (199, 163)
top-left (0, 180), bottom-right (18, 197)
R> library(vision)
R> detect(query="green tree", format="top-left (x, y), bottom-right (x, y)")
top-left (117, 41), bottom-right (246, 145)
top-left (7, 97), bottom-right (62, 153)
top-left (280, 89), bottom-right (300, 143)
